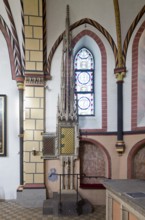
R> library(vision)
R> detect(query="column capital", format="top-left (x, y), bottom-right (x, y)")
top-left (116, 140), bottom-right (125, 155)
top-left (114, 67), bottom-right (126, 82)
top-left (17, 82), bottom-right (24, 90)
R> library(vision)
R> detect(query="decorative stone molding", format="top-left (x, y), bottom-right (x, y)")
top-left (25, 76), bottom-right (45, 86)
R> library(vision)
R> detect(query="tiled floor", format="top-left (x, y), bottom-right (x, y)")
top-left (0, 200), bottom-right (105, 220)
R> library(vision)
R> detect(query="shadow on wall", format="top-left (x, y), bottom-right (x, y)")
top-left (0, 187), bottom-right (5, 201)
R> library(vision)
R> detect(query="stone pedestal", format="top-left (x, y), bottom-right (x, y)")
top-left (17, 184), bottom-right (46, 208)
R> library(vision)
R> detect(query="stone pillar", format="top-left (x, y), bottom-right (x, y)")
top-left (23, 0), bottom-right (45, 184)
top-left (114, 67), bottom-right (126, 155)
top-left (17, 81), bottom-right (24, 185)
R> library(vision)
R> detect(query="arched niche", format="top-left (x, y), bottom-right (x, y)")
top-left (72, 30), bottom-right (107, 131)
top-left (79, 138), bottom-right (111, 188)
top-left (128, 139), bottom-right (145, 179)
top-left (46, 30), bottom-right (108, 132)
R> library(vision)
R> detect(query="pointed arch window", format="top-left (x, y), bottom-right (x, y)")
top-left (74, 48), bottom-right (95, 116)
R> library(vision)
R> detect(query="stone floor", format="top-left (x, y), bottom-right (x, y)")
top-left (0, 200), bottom-right (106, 220)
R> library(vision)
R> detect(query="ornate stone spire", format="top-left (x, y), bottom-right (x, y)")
top-left (58, 5), bottom-right (77, 122)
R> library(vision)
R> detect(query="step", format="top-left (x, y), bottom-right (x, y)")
top-left (43, 192), bottom-right (93, 216)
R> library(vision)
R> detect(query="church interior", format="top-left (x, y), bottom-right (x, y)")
top-left (0, 0), bottom-right (145, 219)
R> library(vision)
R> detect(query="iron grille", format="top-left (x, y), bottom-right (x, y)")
top-left (43, 135), bottom-right (56, 156)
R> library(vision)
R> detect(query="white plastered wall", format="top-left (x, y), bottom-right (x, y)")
top-left (137, 26), bottom-right (145, 126)
top-left (119, 0), bottom-right (145, 43)
top-left (45, 43), bottom-right (62, 132)
top-left (124, 15), bottom-right (145, 131)
top-left (0, 32), bottom-right (19, 200)
top-left (46, 0), bottom-right (117, 54)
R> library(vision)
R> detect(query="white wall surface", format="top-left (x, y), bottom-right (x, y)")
top-left (46, 0), bottom-right (117, 54)
top-left (10, 0), bottom-right (23, 63)
top-left (45, 43), bottom-right (62, 132)
top-left (124, 15), bottom-right (145, 131)
top-left (119, 0), bottom-right (145, 43)
top-left (0, 1), bottom-right (23, 71)
top-left (0, 1), bottom-right (12, 32)
top-left (0, 32), bottom-right (20, 200)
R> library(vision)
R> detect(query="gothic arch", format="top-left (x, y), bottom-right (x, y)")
top-left (47, 18), bottom-right (118, 75)
top-left (72, 30), bottom-right (107, 131)
top-left (127, 138), bottom-right (145, 178)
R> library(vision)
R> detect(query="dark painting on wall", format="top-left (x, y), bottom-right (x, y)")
top-left (0, 95), bottom-right (6, 156)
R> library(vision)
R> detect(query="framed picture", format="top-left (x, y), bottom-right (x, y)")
top-left (0, 95), bottom-right (6, 156)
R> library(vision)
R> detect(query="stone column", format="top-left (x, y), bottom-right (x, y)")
top-left (114, 68), bottom-right (126, 155)
top-left (17, 81), bottom-right (24, 185)
top-left (113, 0), bottom-right (126, 155)
top-left (23, 0), bottom-right (45, 185)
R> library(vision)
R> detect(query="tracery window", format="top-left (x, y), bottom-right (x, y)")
top-left (74, 48), bottom-right (95, 116)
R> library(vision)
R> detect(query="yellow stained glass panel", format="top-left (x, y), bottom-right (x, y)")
top-left (60, 127), bottom-right (74, 154)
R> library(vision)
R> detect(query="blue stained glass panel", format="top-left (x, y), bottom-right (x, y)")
top-left (74, 48), bottom-right (94, 70)
top-left (75, 94), bottom-right (94, 115)
top-left (74, 47), bottom-right (95, 116)
top-left (75, 71), bottom-right (93, 92)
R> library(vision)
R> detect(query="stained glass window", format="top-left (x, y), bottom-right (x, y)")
top-left (74, 48), bottom-right (95, 116)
